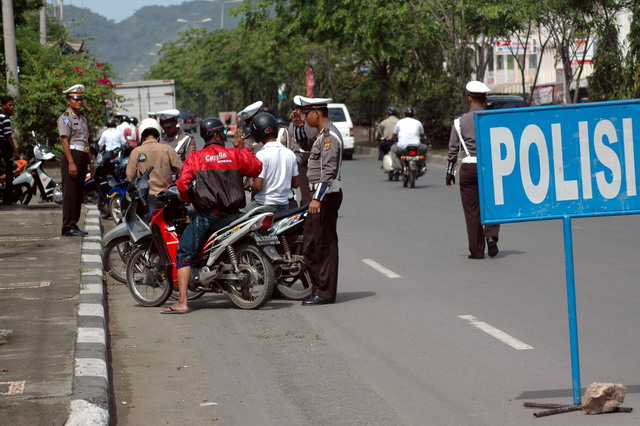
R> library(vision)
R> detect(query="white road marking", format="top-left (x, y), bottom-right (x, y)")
top-left (361, 259), bottom-right (401, 279)
top-left (458, 315), bottom-right (534, 350)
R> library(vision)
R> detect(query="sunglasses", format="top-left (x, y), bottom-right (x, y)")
top-left (67, 95), bottom-right (84, 101)
top-left (160, 120), bottom-right (177, 128)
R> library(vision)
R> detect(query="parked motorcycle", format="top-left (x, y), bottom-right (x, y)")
top-left (27, 133), bottom-right (63, 204)
top-left (0, 159), bottom-right (34, 205)
top-left (125, 185), bottom-right (276, 309)
top-left (84, 147), bottom-right (127, 218)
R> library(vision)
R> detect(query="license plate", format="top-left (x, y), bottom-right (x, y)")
top-left (253, 233), bottom-right (280, 246)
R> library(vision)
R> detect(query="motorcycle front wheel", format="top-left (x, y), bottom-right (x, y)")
top-left (126, 245), bottom-right (173, 307)
top-left (109, 196), bottom-right (123, 224)
top-left (227, 243), bottom-right (275, 310)
top-left (102, 235), bottom-right (131, 283)
top-left (14, 183), bottom-right (33, 205)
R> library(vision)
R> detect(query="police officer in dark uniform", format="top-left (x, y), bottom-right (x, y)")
top-left (233, 101), bottom-right (264, 153)
top-left (299, 96), bottom-right (344, 306)
top-left (155, 109), bottom-right (196, 160)
top-left (58, 84), bottom-right (94, 236)
top-left (446, 81), bottom-right (499, 259)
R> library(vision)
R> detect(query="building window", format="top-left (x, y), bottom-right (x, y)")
top-left (529, 53), bottom-right (538, 69)
top-left (488, 51), bottom-right (494, 72)
top-left (497, 55), bottom-right (504, 70)
top-left (507, 55), bottom-right (515, 70)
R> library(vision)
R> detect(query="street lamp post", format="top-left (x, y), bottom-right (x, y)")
top-left (220, 0), bottom-right (243, 29)
top-left (176, 17), bottom-right (213, 28)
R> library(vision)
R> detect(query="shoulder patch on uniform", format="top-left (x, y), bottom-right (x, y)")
top-left (323, 139), bottom-right (331, 150)
top-left (63, 117), bottom-right (70, 126)
top-left (63, 112), bottom-right (69, 116)
top-left (137, 153), bottom-right (147, 162)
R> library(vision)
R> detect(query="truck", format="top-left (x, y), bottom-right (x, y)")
top-left (113, 79), bottom-right (176, 120)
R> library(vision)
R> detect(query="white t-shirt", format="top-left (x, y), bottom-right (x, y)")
top-left (98, 127), bottom-right (125, 151)
top-left (255, 141), bottom-right (299, 205)
top-left (393, 117), bottom-right (424, 148)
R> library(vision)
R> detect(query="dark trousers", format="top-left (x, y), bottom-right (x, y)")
top-left (2, 156), bottom-right (13, 204)
top-left (459, 163), bottom-right (499, 258)
top-left (298, 152), bottom-right (311, 206)
top-left (303, 190), bottom-right (343, 303)
top-left (61, 150), bottom-right (89, 232)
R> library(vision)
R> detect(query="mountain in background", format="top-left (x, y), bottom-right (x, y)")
top-left (63, 1), bottom-right (242, 81)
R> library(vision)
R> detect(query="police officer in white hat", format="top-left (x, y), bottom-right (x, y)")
top-left (155, 108), bottom-right (195, 160)
top-left (298, 96), bottom-right (344, 306)
top-left (58, 84), bottom-right (93, 236)
top-left (285, 95), bottom-right (319, 205)
top-left (233, 100), bottom-right (264, 153)
top-left (446, 80), bottom-right (500, 259)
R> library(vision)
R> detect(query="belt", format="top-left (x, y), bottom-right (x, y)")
top-left (461, 156), bottom-right (477, 164)
top-left (70, 144), bottom-right (89, 153)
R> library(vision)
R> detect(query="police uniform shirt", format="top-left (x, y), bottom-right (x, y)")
top-left (307, 123), bottom-right (342, 185)
top-left (126, 138), bottom-right (183, 195)
top-left (243, 134), bottom-right (264, 154)
top-left (57, 107), bottom-right (89, 149)
top-left (447, 105), bottom-right (483, 162)
top-left (160, 128), bottom-right (194, 157)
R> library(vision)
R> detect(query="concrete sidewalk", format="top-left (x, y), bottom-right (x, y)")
top-left (0, 202), bottom-right (109, 425)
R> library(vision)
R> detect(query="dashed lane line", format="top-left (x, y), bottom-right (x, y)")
top-left (361, 259), bottom-right (401, 279)
top-left (458, 315), bottom-right (534, 350)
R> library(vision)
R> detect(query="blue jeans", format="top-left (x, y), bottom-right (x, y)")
top-left (240, 199), bottom-right (288, 214)
top-left (175, 209), bottom-right (227, 268)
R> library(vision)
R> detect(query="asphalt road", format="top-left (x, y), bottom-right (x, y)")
top-left (106, 154), bottom-right (640, 425)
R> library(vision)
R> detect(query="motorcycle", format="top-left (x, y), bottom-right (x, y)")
top-left (26, 133), bottom-right (63, 204)
top-left (101, 167), bottom-right (154, 283)
top-left (264, 205), bottom-right (313, 300)
top-left (0, 158), bottom-right (35, 205)
top-left (399, 145), bottom-right (426, 189)
top-left (379, 139), bottom-right (399, 182)
top-left (84, 147), bottom-right (127, 218)
top-left (125, 185), bottom-right (276, 310)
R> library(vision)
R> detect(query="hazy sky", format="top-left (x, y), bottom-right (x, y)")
top-left (63, 0), bottom-right (183, 23)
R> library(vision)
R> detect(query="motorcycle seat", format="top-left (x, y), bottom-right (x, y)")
top-left (273, 204), bottom-right (308, 221)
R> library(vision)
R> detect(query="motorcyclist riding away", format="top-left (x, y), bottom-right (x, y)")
top-left (389, 106), bottom-right (428, 174)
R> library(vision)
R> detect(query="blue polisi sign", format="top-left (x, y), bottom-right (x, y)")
top-left (475, 100), bottom-right (640, 224)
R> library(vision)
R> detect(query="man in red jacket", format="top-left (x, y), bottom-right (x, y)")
top-left (161, 117), bottom-right (262, 314)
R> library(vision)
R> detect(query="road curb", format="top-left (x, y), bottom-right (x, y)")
top-left (65, 206), bottom-right (110, 426)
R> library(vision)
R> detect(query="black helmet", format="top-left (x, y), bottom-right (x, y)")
top-left (199, 117), bottom-right (226, 140)
top-left (403, 106), bottom-right (414, 117)
top-left (106, 118), bottom-right (118, 128)
top-left (119, 115), bottom-right (130, 124)
top-left (130, 117), bottom-right (138, 126)
top-left (387, 106), bottom-right (398, 115)
top-left (250, 113), bottom-right (278, 142)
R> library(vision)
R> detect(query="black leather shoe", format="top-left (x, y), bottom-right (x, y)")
top-left (487, 237), bottom-right (499, 257)
top-left (62, 229), bottom-right (88, 237)
top-left (302, 295), bottom-right (330, 306)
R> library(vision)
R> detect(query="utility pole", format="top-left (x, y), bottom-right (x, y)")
top-left (40, 6), bottom-right (48, 46)
top-left (52, 0), bottom-right (58, 19)
top-left (2, 0), bottom-right (20, 97)
top-left (59, 0), bottom-right (64, 23)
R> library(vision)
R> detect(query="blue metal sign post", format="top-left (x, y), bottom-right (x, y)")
top-left (475, 99), bottom-right (640, 408)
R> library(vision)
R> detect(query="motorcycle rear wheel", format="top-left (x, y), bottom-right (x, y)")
top-left (409, 169), bottom-right (416, 188)
top-left (102, 235), bottom-right (131, 283)
top-left (109, 196), bottom-right (123, 224)
top-left (276, 237), bottom-right (313, 300)
top-left (227, 243), bottom-right (275, 309)
top-left (126, 245), bottom-right (172, 307)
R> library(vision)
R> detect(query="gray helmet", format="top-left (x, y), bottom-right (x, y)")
top-left (403, 106), bottom-right (414, 117)
top-left (387, 106), bottom-right (398, 115)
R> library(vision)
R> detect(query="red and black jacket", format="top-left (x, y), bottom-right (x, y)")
top-left (177, 144), bottom-right (262, 211)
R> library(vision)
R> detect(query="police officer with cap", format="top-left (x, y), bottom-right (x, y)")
top-left (155, 109), bottom-right (195, 160)
top-left (233, 100), bottom-right (264, 153)
top-left (299, 96), bottom-right (344, 306)
top-left (58, 84), bottom-right (93, 236)
top-left (446, 80), bottom-right (500, 259)
top-left (286, 95), bottom-right (319, 205)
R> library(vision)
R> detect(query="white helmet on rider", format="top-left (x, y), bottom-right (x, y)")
top-left (138, 118), bottom-right (162, 140)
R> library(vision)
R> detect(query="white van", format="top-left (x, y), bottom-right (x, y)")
top-left (327, 103), bottom-right (354, 160)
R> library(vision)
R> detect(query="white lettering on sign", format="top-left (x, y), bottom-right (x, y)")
top-left (490, 127), bottom-right (515, 205)
top-left (490, 118), bottom-right (636, 205)
top-left (520, 124), bottom-right (549, 204)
